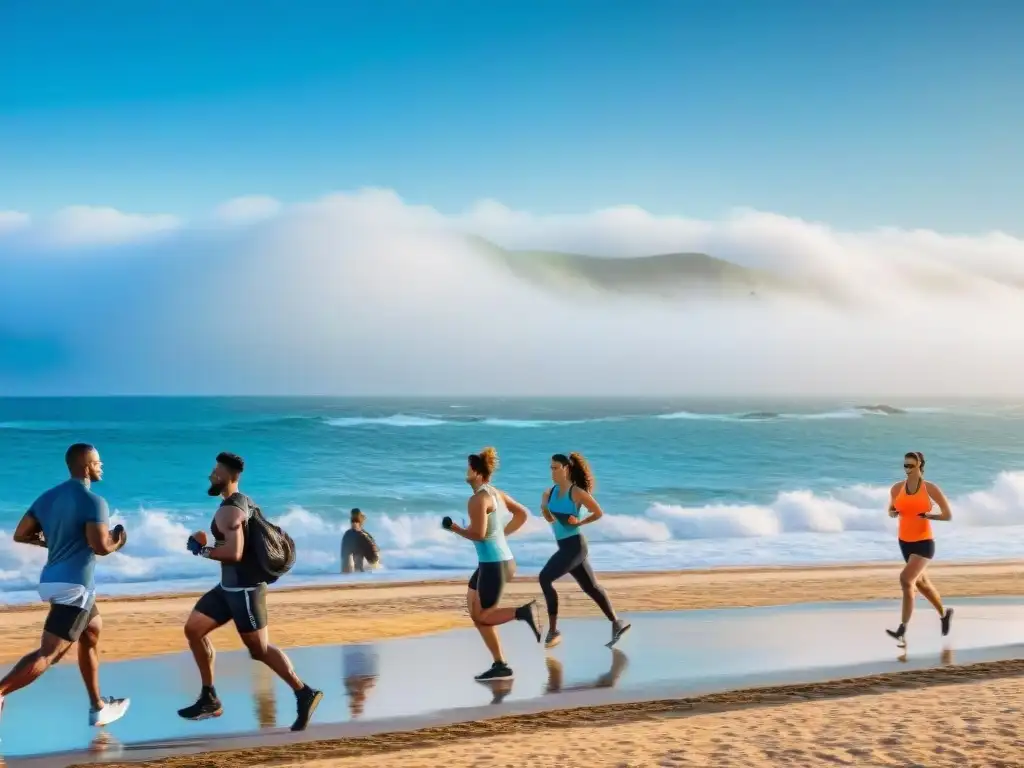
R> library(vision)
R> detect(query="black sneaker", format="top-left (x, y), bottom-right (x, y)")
top-left (515, 600), bottom-right (542, 643)
top-left (545, 629), bottom-right (562, 649)
top-left (941, 608), bottom-right (954, 636)
top-left (291, 686), bottom-right (323, 732)
top-left (606, 619), bottom-right (631, 648)
top-left (885, 624), bottom-right (907, 646)
top-left (475, 662), bottom-right (514, 682)
top-left (177, 693), bottom-right (223, 720)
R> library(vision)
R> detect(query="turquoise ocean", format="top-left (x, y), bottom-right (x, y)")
top-left (1, 397), bottom-right (1023, 604)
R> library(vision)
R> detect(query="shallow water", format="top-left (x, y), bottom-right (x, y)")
top-left (2, 597), bottom-right (1023, 761)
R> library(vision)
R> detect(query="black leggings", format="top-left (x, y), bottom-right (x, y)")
top-left (539, 535), bottom-right (616, 620)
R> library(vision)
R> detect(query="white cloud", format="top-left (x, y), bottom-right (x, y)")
top-left (40, 206), bottom-right (181, 248)
top-left (212, 195), bottom-right (283, 225)
top-left (0, 210), bottom-right (30, 234)
top-left (0, 206), bottom-right (181, 249)
top-left (3, 187), bottom-right (1024, 396)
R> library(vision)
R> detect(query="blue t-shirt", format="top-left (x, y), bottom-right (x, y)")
top-left (29, 479), bottom-right (109, 588)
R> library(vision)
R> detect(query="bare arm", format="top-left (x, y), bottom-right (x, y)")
top-left (540, 489), bottom-right (555, 524)
top-left (13, 512), bottom-right (46, 548)
top-left (85, 521), bottom-right (125, 555)
top-left (500, 490), bottom-right (529, 537)
top-left (924, 482), bottom-right (952, 521)
top-left (451, 493), bottom-right (488, 541)
top-left (568, 488), bottom-right (604, 527)
top-left (205, 505), bottom-right (246, 563)
top-left (888, 482), bottom-right (901, 518)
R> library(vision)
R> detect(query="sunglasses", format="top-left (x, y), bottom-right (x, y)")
top-left (903, 463), bottom-right (918, 469)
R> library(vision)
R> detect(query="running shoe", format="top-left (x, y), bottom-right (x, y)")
top-left (291, 686), bottom-right (323, 732)
top-left (941, 607), bottom-right (954, 636)
top-left (885, 624), bottom-right (907, 646)
top-left (515, 600), bottom-right (542, 643)
top-left (177, 691), bottom-right (223, 720)
top-left (607, 619), bottom-right (631, 648)
top-left (90, 696), bottom-right (130, 727)
top-left (475, 662), bottom-right (514, 681)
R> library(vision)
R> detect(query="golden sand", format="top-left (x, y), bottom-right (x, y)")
top-left (3, 560), bottom-right (1021, 768)
top-left (2, 560), bottom-right (1022, 664)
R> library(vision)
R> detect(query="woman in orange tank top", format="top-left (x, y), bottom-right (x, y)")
top-left (885, 451), bottom-right (953, 643)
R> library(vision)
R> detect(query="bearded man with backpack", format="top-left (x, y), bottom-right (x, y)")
top-left (177, 452), bottom-right (322, 730)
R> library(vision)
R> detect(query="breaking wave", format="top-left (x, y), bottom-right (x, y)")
top-left (2, 470), bottom-right (1022, 602)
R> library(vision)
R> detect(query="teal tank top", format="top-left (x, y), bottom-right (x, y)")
top-left (473, 485), bottom-right (514, 563)
top-left (547, 484), bottom-right (582, 541)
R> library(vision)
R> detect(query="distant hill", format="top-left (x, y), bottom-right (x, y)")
top-left (468, 236), bottom-right (801, 300)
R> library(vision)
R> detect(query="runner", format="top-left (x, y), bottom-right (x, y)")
top-left (443, 447), bottom-right (542, 681)
top-left (885, 451), bottom-right (954, 643)
top-left (0, 443), bottom-right (129, 729)
top-left (177, 452), bottom-right (323, 731)
top-left (539, 452), bottom-right (629, 648)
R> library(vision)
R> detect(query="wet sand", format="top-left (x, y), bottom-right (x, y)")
top-left (2, 560), bottom-right (1023, 664)
top-left (86, 660), bottom-right (1024, 768)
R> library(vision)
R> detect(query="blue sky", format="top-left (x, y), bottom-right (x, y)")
top-left (2, 0), bottom-right (1022, 233)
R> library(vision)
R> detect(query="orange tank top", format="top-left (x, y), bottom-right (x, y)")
top-left (894, 480), bottom-right (933, 542)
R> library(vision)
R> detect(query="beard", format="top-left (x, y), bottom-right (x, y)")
top-left (207, 481), bottom-right (225, 497)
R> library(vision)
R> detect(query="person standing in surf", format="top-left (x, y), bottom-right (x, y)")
top-left (443, 447), bottom-right (542, 681)
top-left (539, 453), bottom-right (629, 648)
top-left (886, 451), bottom-right (953, 643)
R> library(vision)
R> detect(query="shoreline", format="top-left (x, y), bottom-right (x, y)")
top-left (74, 658), bottom-right (1024, 768)
top-left (2, 560), bottom-right (1024, 664)
top-left (4, 556), bottom-right (1022, 608)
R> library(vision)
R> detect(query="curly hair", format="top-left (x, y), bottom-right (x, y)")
top-left (552, 452), bottom-right (594, 493)
top-left (468, 446), bottom-right (499, 481)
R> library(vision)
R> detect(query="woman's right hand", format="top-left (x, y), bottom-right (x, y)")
top-left (888, 508), bottom-right (899, 518)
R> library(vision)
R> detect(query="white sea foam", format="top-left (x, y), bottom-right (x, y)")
top-left (1, 471), bottom-right (1022, 601)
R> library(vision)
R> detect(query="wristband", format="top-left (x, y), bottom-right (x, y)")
top-left (200, 546), bottom-right (214, 558)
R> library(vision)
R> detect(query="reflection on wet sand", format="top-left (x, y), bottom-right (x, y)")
top-left (252, 664), bottom-right (277, 729)
top-left (896, 645), bottom-right (955, 666)
top-left (343, 645), bottom-right (380, 719)
top-left (88, 730), bottom-right (123, 758)
top-left (545, 649), bottom-right (629, 695)
top-left (482, 678), bottom-right (514, 704)
top-left (4, 603), bottom-right (1023, 761)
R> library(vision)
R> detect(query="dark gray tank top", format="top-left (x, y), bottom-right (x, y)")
top-left (212, 492), bottom-right (263, 588)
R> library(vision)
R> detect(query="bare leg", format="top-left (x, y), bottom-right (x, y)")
top-left (184, 611), bottom-right (223, 688)
top-left (899, 556), bottom-right (930, 625)
top-left (466, 589), bottom-right (503, 663)
top-left (476, 606), bottom-right (517, 626)
top-left (0, 632), bottom-right (69, 697)
top-left (77, 616), bottom-right (103, 709)
top-left (240, 629), bottom-right (303, 692)
top-left (916, 573), bottom-right (945, 615)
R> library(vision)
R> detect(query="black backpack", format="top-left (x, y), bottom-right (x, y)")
top-left (224, 493), bottom-right (296, 584)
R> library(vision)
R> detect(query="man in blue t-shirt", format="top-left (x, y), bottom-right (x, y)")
top-left (0, 443), bottom-right (130, 730)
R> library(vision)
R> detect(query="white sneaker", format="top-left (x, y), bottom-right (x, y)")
top-left (90, 696), bottom-right (130, 727)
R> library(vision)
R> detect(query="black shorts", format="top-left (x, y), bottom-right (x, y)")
top-left (44, 601), bottom-right (99, 643)
top-left (468, 560), bottom-right (516, 610)
top-left (194, 584), bottom-right (268, 634)
top-left (899, 539), bottom-right (935, 562)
